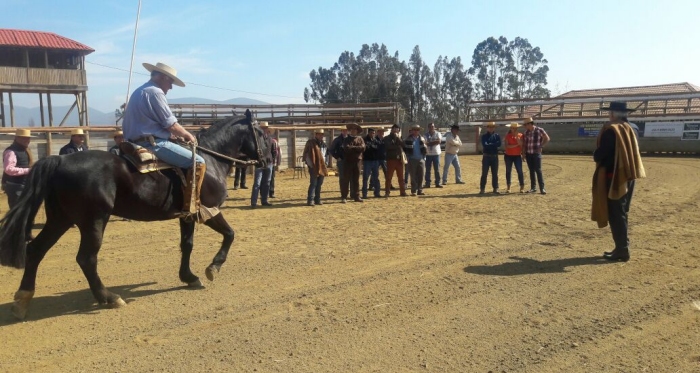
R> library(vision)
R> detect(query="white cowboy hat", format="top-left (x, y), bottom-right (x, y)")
top-left (259, 121), bottom-right (269, 128)
top-left (15, 129), bottom-right (36, 138)
top-left (142, 62), bottom-right (185, 87)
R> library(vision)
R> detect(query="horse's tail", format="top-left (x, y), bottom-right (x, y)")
top-left (0, 156), bottom-right (62, 269)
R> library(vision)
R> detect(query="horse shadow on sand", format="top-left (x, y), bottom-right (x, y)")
top-left (0, 282), bottom-right (194, 326)
top-left (464, 256), bottom-right (614, 276)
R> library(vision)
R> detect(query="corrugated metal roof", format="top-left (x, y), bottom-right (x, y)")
top-left (0, 29), bottom-right (94, 53)
top-left (558, 83), bottom-right (699, 98)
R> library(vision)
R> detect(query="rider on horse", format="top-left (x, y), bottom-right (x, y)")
top-left (122, 62), bottom-right (205, 216)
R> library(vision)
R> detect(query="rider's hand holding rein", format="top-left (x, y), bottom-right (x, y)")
top-left (168, 123), bottom-right (197, 144)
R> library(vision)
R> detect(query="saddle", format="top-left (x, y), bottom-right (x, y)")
top-left (118, 141), bottom-right (219, 223)
top-left (119, 142), bottom-right (175, 173)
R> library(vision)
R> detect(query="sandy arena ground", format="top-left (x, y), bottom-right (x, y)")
top-left (0, 154), bottom-right (699, 373)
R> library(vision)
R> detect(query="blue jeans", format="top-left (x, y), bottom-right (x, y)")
top-left (307, 167), bottom-right (325, 203)
top-left (424, 155), bottom-right (441, 186)
top-left (525, 153), bottom-right (545, 190)
top-left (362, 160), bottom-right (381, 198)
top-left (137, 138), bottom-right (205, 168)
top-left (480, 154), bottom-right (499, 190)
top-left (504, 155), bottom-right (524, 187)
top-left (251, 164), bottom-right (272, 206)
top-left (442, 153), bottom-right (462, 184)
top-left (269, 168), bottom-right (276, 196)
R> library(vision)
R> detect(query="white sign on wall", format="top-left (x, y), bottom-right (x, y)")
top-left (643, 122), bottom-right (684, 138)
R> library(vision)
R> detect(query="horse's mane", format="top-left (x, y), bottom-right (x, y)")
top-left (196, 115), bottom-right (248, 150)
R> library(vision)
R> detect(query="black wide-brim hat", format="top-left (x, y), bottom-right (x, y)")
top-left (601, 101), bottom-right (636, 112)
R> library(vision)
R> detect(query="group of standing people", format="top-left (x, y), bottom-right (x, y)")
top-left (478, 117), bottom-right (550, 195)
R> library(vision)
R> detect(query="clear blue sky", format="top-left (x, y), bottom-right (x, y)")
top-left (3, 0), bottom-right (699, 112)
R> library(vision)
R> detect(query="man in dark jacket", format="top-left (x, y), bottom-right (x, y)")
top-left (480, 122), bottom-right (501, 194)
top-left (2, 129), bottom-right (33, 209)
top-left (593, 101), bottom-right (645, 262)
top-left (109, 130), bottom-right (124, 156)
top-left (59, 128), bottom-right (88, 155)
top-left (383, 124), bottom-right (407, 197)
top-left (340, 123), bottom-right (365, 203)
top-left (330, 129), bottom-right (348, 192)
top-left (362, 128), bottom-right (381, 199)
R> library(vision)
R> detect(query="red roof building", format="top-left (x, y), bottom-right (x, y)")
top-left (0, 29), bottom-right (94, 52)
top-left (0, 29), bottom-right (94, 127)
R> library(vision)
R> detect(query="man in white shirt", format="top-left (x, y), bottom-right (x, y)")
top-left (423, 122), bottom-right (443, 188)
top-left (442, 124), bottom-right (465, 185)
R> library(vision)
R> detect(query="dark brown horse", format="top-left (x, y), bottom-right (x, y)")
top-left (0, 111), bottom-right (267, 320)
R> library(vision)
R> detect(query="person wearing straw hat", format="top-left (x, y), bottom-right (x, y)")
top-left (403, 124), bottom-right (427, 196)
top-left (522, 117), bottom-right (550, 194)
top-left (2, 129), bottom-right (34, 210)
top-left (302, 128), bottom-right (328, 206)
top-left (479, 122), bottom-right (501, 194)
top-left (109, 130), bottom-right (124, 156)
top-left (59, 128), bottom-right (89, 155)
top-left (123, 62), bottom-right (205, 216)
top-left (340, 122), bottom-right (366, 203)
top-left (592, 101), bottom-right (645, 262)
top-left (442, 124), bottom-right (465, 186)
top-left (250, 122), bottom-right (275, 208)
top-left (503, 122), bottom-right (525, 193)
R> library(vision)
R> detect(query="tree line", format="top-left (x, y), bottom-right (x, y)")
top-left (303, 36), bottom-right (550, 125)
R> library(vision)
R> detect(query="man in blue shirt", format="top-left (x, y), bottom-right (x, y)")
top-left (122, 62), bottom-right (204, 216)
top-left (480, 122), bottom-right (502, 194)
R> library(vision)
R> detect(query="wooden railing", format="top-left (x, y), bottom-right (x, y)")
top-left (0, 66), bottom-right (86, 87)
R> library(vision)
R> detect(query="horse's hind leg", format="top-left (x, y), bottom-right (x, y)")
top-left (202, 213), bottom-right (235, 282)
top-left (12, 217), bottom-right (72, 320)
top-left (178, 218), bottom-right (201, 287)
top-left (75, 217), bottom-right (125, 308)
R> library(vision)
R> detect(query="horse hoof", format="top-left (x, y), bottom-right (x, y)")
top-left (108, 296), bottom-right (127, 309)
top-left (205, 266), bottom-right (218, 281)
top-left (188, 279), bottom-right (203, 288)
top-left (11, 290), bottom-right (35, 320)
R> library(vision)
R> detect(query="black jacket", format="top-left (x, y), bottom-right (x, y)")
top-left (59, 142), bottom-right (88, 155)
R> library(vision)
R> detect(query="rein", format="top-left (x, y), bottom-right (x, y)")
top-left (196, 145), bottom-right (257, 165)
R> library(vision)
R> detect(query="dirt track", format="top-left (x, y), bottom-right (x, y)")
top-left (1, 154), bottom-right (699, 373)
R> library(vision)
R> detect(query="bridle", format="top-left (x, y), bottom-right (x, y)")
top-left (249, 121), bottom-right (266, 167)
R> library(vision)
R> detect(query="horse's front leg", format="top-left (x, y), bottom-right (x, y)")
top-left (179, 218), bottom-right (202, 287)
top-left (202, 213), bottom-right (234, 281)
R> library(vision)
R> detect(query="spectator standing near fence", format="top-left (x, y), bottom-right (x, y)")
top-left (330, 129), bottom-right (348, 193)
top-left (503, 122), bottom-right (525, 193)
top-left (424, 122), bottom-right (443, 188)
top-left (479, 122), bottom-right (501, 194)
top-left (522, 117), bottom-right (550, 194)
top-left (404, 124), bottom-right (427, 196)
top-left (2, 129), bottom-right (33, 210)
top-left (269, 136), bottom-right (281, 198)
top-left (362, 128), bottom-right (382, 199)
top-left (383, 124), bottom-right (407, 197)
top-left (340, 123), bottom-right (365, 203)
top-left (303, 128), bottom-right (328, 206)
top-left (442, 124), bottom-right (465, 185)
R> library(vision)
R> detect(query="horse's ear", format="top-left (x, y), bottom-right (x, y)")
top-left (245, 109), bottom-right (252, 124)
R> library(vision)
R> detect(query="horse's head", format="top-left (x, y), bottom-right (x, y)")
top-left (239, 109), bottom-right (269, 168)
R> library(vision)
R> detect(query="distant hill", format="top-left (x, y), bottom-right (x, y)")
top-left (1, 97), bottom-right (271, 126)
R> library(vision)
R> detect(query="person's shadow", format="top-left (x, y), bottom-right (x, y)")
top-left (0, 282), bottom-right (190, 325)
top-left (464, 256), bottom-right (613, 276)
